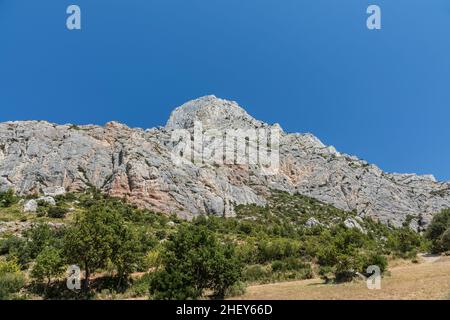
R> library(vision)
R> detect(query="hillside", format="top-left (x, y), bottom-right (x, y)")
top-left (1, 189), bottom-right (438, 299)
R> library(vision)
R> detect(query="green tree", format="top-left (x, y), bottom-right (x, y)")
top-left (64, 206), bottom-right (118, 291)
top-left (110, 224), bottom-right (144, 289)
top-left (316, 227), bottom-right (374, 282)
top-left (149, 225), bottom-right (242, 300)
top-left (425, 209), bottom-right (450, 253)
top-left (64, 203), bottom-right (144, 291)
top-left (31, 247), bottom-right (65, 287)
top-left (387, 227), bottom-right (422, 258)
top-left (25, 224), bottom-right (58, 259)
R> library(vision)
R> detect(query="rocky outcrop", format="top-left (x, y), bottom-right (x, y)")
top-left (1, 95), bottom-right (449, 226)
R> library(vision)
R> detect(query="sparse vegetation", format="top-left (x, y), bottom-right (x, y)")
top-left (0, 189), bottom-right (443, 300)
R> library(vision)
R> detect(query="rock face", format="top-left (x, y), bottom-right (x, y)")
top-left (1, 95), bottom-right (450, 226)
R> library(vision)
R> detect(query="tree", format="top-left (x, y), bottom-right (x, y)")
top-left (149, 225), bottom-right (242, 300)
top-left (64, 206), bottom-right (116, 291)
top-left (425, 209), bottom-right (450, 253)
top-left (64, 203), bottom-right (144, 291)
top-left (25, 224), bottom-right (58, 259)
top-left (110, 224), bottom-right (144, 289)
top-left (387, 227), bottom-right (422, 258)
top-left (31, 247), bottom-right (65, 287)
top-left (316, 227), bottom-right (375, 282)
top-left (439, 229), bottom-right (450, 252)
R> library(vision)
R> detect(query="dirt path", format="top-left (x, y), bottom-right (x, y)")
top-left (232, 256), bottom-right (450, 300)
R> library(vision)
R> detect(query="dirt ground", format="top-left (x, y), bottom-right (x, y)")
top-left (232, 255), bottom-right (450, 300)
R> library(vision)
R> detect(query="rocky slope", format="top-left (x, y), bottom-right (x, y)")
top-left (1, 95), bottom-right (449, 227)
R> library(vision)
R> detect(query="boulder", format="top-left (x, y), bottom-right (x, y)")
top-left (43, 186), bottom-right (66, 197)
top-left (344, 217), bottom-right (365, 233)
top-left (37, 196), bottom-right (56, 206)
top-left (305, 217), bottom-right (322, 228)
top-left (23, 199), bottom-right (38, 212)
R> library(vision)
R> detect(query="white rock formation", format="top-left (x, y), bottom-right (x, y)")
top-left (1, 96), bottom-right (449, 227)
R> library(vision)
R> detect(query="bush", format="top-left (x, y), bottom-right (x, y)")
top-left (128, 273), bottom-right (152, 297)
top-left (387, 227), bottom-right (422, 258)
top-left (0, 259), bottom-right (25, 300)
top-left (0, 237), bottom-right (30, 267)
top-left (47, 206), bottom-right (68, 219)
top-left (315, 227), bottom-right (381, 282)
top-left (257, 238), bottom-right (301, 263)
top-left (149, 225), bottom-right (242, 300)
top-left (271, 260), bottom-right (284, 272)
top-left (441, 229), bottom-right (450, 252)
top-left (271, 258), bottom-right (308, 272)
top-left (426, 209), bottom-right (450, 253)
top-left (242, 265), bottom-right (269, 282)
top-left (25, 224), bottom-right (62, 260)
top-left (224, 280), bottom-right (246, 298)
top-left (235, 242), bottom-right (258, 265)
top-left (0, 272), bottom-right (26, 300)
top-left (362, 252), bottom-right (388, 274)
top-left (31, 247), bottom-right (65, 286)
top-left (0, 189), bottom-right (19, 208)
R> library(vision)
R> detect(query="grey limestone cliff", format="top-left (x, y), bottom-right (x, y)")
top-left (1, 95), bottom-right (449, 227)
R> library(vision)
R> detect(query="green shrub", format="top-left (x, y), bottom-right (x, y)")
top-left (271, 260), bottom-right (284, 272)
top-left (257, 238), bottom-right (301, 263)
top-left (47, 206), bottom-right (68, 219)
top-left (271, 258), bottom-right (308, 272)
top-left (362, 252), bottom-right (388, 274)
top-left (387, 227), bottom-right (422, 258)
top-left (25, 224), bottom-right (60, 259)
top-left (128, 273), bottom-right (152, 297)
top-left (0, 259), bottom-right (25, 300)
top-left (242, 265), bottom-right (269, 282)
top-left (0, 236), bottom-right (31, 267)
top-left (425, 209), bottom-right (450, 253)
top-left (31, 247), bottom-right (65, 286)
top-left (0, 189), bottom-right (19, 208)
top-left (224, 280), bottom-right (246, 298)
top-left (149, 225), bottom-right (242, 300)
top-left (0, 272), bottom-right (25, 300)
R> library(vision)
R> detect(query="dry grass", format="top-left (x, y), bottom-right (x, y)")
top-left (232, 256), bottom-right (450, 300)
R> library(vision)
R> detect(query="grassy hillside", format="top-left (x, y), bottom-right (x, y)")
top-left (0, 189), bottom-right (439, 300)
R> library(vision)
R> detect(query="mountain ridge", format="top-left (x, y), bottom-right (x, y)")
top-left (1, 96), bottom-right (449, 227)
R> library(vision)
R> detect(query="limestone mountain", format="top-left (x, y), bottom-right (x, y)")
top-left (1, 95), bottom-right (449, 227)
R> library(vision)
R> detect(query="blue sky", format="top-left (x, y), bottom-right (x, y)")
top-left (0, 0), bottom-right (449, 180)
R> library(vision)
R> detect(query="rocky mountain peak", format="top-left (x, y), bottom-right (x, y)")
top-left (165, 95), bottom-right (264, 130)
top-left (1, 96), bottom-right (450, 228)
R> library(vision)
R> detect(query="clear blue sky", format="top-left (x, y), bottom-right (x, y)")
top-left (1, 0), bottom-right (449, 180)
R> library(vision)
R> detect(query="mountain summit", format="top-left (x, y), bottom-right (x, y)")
top-left (1, 96), bottom-right (449, 227)
top-left (165, 95), bottom-right (265, 130)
